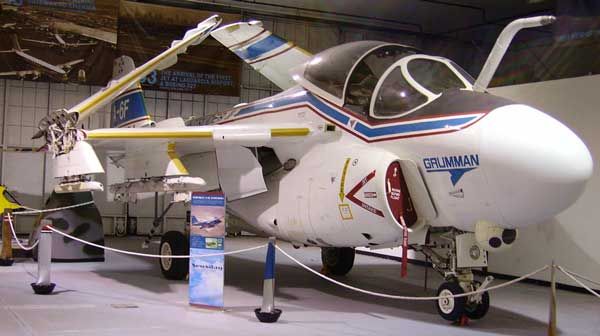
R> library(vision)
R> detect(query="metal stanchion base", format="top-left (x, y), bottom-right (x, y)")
top-left (254, 308), bottom-right (282, 323)
top-left (0, 258), bottom-right (14, 266)
top-left (31, 283), bottom-right (56, 295)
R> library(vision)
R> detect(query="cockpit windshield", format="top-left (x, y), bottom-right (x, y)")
top-left (303, 41), bottom-right (383, 100)
top-left (345, 45), bottom-right (417, 115)
top-left (407, 59), bottom-right (467, 94)
top-left (293, 40), bottom-right (475, 121)
top-left (371, 56), bottom-right (474, 119)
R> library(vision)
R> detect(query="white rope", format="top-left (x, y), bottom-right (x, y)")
top-left (14, 201), bottom-right (95, 215)
top-left (558, 266), bottom-right (600, 287)
top-left (47, 226), bottom-right (266, 259)
top-left (557, 266), bottom-right (600, 299)
top-left (6, 214), bottom-right (38, 251)
top-left (276, 245), bottom-right (549, 301)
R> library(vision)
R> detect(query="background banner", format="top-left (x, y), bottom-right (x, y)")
top-left (189, 192), bottom-right (226, 308)
top-left (0, 0), bottom-right (118, 85)
top-left (118, 1), bottom-right (242, 96)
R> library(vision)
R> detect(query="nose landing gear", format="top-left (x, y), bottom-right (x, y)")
top-left (417, 229), bottom-right (493, 322)
top-left (436, 277), bottom-right (491, 322)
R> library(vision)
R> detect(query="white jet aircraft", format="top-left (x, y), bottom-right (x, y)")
top-left (32, 15), bottom-right (593, 322)
top-left (23, 34), bottom-right (97, 49)
top-left (0, 35), bottom-right (83, 80)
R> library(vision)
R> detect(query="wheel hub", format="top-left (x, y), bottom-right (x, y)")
top-left (438, 289), bottom-right (455, 314)
top-left (160, 243), bottom-right (173, 270)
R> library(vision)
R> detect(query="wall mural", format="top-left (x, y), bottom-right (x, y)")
top-left (118, 1), bottom-right (241, 96)
top-left (0, 0), bottom-right (118, 85)
top-left (0, 0), bottom-right (242, 96)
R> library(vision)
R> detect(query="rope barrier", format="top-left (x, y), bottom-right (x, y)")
top-left (5, 200), bottom-right (95, 251)
top-left (557, 266), bottom-right (600, 287)
top-left (276, 245), bottom-right (549, 301)
top-left (13, 200), bottom-right (95, 215)
top-left (556, 266), bottom-right (600, 300)
top-left (6, 214), bottom-right (38, 251)
top-left (7, 200), bottom-right (600, 304)
top-left (47, 225), bottom-right (266, 259)
top-left (7, 200), bottom-right (267, 258)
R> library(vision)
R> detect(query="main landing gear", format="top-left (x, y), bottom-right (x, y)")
top-left (415, 229), bottom-right (493, 322)
top-left (159, 231), bottom-right (189, 280)
top-left (321, 247), bottom-right (355, 276)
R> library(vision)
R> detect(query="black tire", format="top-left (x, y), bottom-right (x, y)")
top-left (465, 290), bottom-right (490, 320)
top-left (436, 281), bottom-right (466, 322)
top-left (159, 231), bottom-right (189, 280)
top-left (321, 247), bottom-right (355, 276)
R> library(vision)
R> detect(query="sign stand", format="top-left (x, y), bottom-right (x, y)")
top-left (31, 222), bottom-right (56, 295)
top-left (255, 237), bottom-right (282, 323)
top-left (0, 210), bottom-right (14, 266)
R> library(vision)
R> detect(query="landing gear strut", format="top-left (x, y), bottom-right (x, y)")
top-left (416, 229), bottom-right (493, 322)
top-left (321, 247), bottom-right (355, 276)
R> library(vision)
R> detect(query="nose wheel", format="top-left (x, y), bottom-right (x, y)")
top-left (436, 281), bottom-right (466, 321)
top-left (436, 280), bottom-right (490, 322)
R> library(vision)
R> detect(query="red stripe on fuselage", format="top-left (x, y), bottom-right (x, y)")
top-left (216, 98), bottom-right (489, 142)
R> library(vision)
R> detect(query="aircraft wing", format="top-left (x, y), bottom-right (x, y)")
top-left (82, 123), bottom-right (314, 154)
top-left (22, 38), bottom-right (60, 47)
top-left (33, 15), bottom-right (223, 152)
top-left (58, 59), bottom-right (84, 69)
top-left (211, 21), bottom-right (312, 90)
top-left (15, 50), bottom-right (66, 74)
top-left (67, 15), bottom-right (221, 123)
top-left (0, 70), bottom-right (39, 78)
top-left (55, 122), bottom-right (331, 200)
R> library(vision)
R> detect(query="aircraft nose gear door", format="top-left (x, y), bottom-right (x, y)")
top-left (385, 162), bottom-right (417, 277)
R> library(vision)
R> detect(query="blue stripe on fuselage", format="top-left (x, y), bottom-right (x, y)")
top-left (236, 91), bottom-right (350, 125)
top-left (234, 34), bottom-right (287, 61)
top-left (354, 116), bottom-right (476, 137)
top-left (233, 91), bottom-right (477, 139)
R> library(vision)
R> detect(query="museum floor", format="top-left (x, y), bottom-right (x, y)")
top-left (0, 236), bottom-right (598, 336)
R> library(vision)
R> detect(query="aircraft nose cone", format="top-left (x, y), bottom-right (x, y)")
top-left (480, 104), bottom-right (593, 228)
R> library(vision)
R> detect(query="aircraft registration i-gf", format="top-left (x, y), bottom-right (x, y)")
top-left (33, 15), bottom-right (593, 322)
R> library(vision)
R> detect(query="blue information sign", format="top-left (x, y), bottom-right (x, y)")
top-left (189, 192), bottom-right (226, 308)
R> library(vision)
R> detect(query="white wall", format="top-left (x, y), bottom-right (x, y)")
top-left (489, 75), bottom-right (600, 290)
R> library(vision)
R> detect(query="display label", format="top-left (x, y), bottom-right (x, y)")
top-left (189, 192), bottom-right (226, 308)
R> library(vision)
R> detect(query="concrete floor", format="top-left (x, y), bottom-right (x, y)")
top-left (0, 236), bottom-right (598, 336)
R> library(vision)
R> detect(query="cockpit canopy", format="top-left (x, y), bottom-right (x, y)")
top-left (291, 41), bottom-right (475, 120)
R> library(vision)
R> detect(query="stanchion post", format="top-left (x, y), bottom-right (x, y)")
top-left (548, 260), bottom-right (557, 336)
top-left (255, 237), bottom-right (282, 323)
top-left (31, 220), bottom-right (55, 295)
top-left (0, 209), bottom-right (14, 266)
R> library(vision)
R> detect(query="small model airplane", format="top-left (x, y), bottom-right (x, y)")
top-left (0, 35), bottom-right (83, 80)
top-left (22, 34), bottom-right (97, 49)
top-left (32, 15), bottom-right (593, 322)
top-left (191, 216), bottom-right (223, 229)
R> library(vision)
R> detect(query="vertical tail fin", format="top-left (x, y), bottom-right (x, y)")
top-left (110, 56), bottom-right (153, 128)
top-left (211, 21), bottom-right (312, 90)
